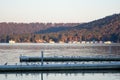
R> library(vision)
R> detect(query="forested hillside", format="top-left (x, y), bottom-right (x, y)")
top-left (0, 14), bottom-right (120, 43)
top-left (0, 23), bottom-right (79, 35)
top-left (35, 14), bottom-right (120, 43)
top-left (59, 14), bottom-right (120, 42)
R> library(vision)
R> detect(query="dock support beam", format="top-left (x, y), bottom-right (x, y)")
top-left (41, 51), bottom-right (44, 66)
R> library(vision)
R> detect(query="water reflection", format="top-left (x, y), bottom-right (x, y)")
top-left (0, 70), bottom-right (120, 80)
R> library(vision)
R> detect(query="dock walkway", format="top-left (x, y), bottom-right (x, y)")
top-left (20, 56), bottom-right (120, 62)
top-left (0, 62), bottom-right (120, 71)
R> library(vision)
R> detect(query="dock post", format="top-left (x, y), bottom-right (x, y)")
top-left (41, 51), bottom-right (44, 66)
top-left (109, 44), bottom-right (112, 54)
top-left (41, 73), bottom-right (43, 80)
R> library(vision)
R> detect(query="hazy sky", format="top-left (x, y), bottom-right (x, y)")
top-left (0, 0), bottom-right (120, 23)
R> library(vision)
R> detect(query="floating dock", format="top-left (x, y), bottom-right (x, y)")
top-left (1, 51), bottom-right (120, 72)
top-left (20, 56), bottom-right (120, 62)
top-left (0, 63), bottom-right (120, 72)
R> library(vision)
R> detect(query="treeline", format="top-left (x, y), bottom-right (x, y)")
top-left (0, 22), bottom-right (79, 35)
top-left (0, 28), bottom-right (120, 43)
top-left (0, 14), bottom-right (120, 43)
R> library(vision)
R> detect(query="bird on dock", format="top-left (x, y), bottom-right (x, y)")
top-left (4, 62), bottom-right (7, 65)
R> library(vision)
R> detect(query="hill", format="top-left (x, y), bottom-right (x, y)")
top-left (0, 23), bottom-right (79, 35)
top-left (0, 13), bottom-right (120, 43)
top-left (34, 13), bottom-right (120, 43)
top-left (55, 13), bottom-right (120, 43)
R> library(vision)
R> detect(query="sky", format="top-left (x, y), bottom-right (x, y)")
top-left (0, 0), bottom-right (120, 23)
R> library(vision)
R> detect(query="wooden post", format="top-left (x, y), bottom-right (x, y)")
top-left (41, 51), bottom-right (44, 66)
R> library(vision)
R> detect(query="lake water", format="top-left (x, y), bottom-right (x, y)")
top-left (0, 43), bottom-right (120, 80)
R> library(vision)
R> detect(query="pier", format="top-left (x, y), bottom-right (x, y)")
top-left (20, 56), bottom-right (120, 62)
top-left (0, 63), bottom-right (120, 72)
top-left (0, 51), bottom-right (120, 72)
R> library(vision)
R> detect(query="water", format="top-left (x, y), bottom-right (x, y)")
top-left (0, 72), bottom-right (120, 80)
top-left (0, 43), bottom-right (120, 80)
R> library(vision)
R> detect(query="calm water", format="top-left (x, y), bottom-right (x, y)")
top-left (0, 72), bottom-right (120, 80)
top-left (0, 43), bottom-right (120, 80)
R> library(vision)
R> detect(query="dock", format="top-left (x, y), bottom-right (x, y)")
top-left (0, 63), bottom-right (120, 72)
top-left (0, 51), bottom-right (120, 72)
top-left (20, 56), bottom-right (120, 62)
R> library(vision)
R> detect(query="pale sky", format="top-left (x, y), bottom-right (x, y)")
top-left (0, 0), bottom-right (120, 23)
